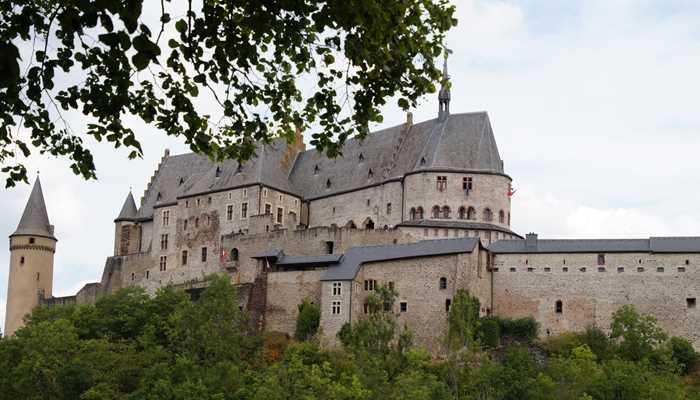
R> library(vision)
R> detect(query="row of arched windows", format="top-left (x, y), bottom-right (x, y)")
top-left (409, 206), bottom-right (509, 224)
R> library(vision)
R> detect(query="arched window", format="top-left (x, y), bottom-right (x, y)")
top-left (432, 205), bottom-right (441, 219)
top-left (499, 210), bottom-right (505, 223)
top-left (555, 300), bottom-right (563, 314)
top-left (439, 277), bottom-right (447, 290)
top-left (364, 218), bottom-right (375, 230)
top-left (230, 248), bottom-right (239, 262)
top-left (409, 207), bottom-right (416, 220)
top-left (458, 206), bottom-right (466, 219)
top-left (442, 205), bottom-right (451, 219)
top-left (326, 179), bottom-right (331, 188)
top-left (345, 220), bottom-right (357, 229)
top-left (483, 208), bottom-right (493, 222)
top-left (416, 206), bottom-right (424, 219)
top-left (467, 207), bottom-right (476, 220)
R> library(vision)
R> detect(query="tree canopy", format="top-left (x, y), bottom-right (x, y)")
top-left (0, 0), bottom-right (456, 187)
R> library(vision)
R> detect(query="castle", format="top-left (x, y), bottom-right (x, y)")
top-left (5, 74), bottom-right (700, 353)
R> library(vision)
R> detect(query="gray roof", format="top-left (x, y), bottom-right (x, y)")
top-left (277, 254), bottom-right (343, 267)
top-left (253, 249), bottom-right (284, 260)
top-left (489, 237), bottom-right (700, 254)
top-left (321, 238), bottom-right (479, 281)
top-left (398, 219), bottom-right (521, 237)
top-left (11, 177), bottom-right (56, 240)
top-left (115, 191), bottom-right (138, 221)
top-left (134, 112), bottom-right (505, 218)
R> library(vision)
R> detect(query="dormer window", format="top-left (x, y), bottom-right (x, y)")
top-left (215, 167), bottom-right (222, 177)
top-left (314, 165), bottom-right (320, 175)
top-left (359, 153), bottom-right (364, 162)
top-left (326, 179), bottom-right (331, 188)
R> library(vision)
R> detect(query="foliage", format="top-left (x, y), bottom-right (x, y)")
top-left (0, 0), bottom-right (456, 187)
top-left (477, 315), bottom-right (501, 348)
top-left (611, 305), bottom-right (668, 362)
top-left (294, 298), bottom-right (321, 341)
top-left (445, 289), bottom-right (481, 351)
top-left (667, 336), bottom-right (699, 375)
top-left (497, 316), bottom-right (540, 342)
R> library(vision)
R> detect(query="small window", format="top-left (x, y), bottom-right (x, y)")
top-left (207, 196), bottom-right (212, 204)
top-left (439, 277), bottom-right (447, 290)
top-left (597, 254), bottom-right (605, 265)
top-left (160, 234), bottom-right (168, 250)
top-left (263, 188), bottom-right (268, 198)
top-left (29, 237), bottom-right (35, 244)
top-left (386, 203), bottom-right (392, 215)
top-left (201, 247), bottom-right (208, 262)
top-left (226, 205), bottom-right (233, 221)
top-left (525, 259), bottom-right (528, 265)
top-left (131, 272), bottom-right (135, 281)
top-left (510, 267), bottom-right (516, 272)
top-left (332, 282), bottom-right (342, 296)
top-left (637, 267), bottom-right (645, 272)
top-left (332, 300), bottom-right (341, 315)
top-left (598, 267), bottom-right (605, 272)
top-left (325, 241), bottom-right (334, 254)
top-left (36, 272), bottom-right (40, 281)
top-left (326, 179), bottom-right (331, 188)
top-left (687, 298), bottom-right (696, 309)
top-left (527, 267), bottom-right (534, 272)
top-left (366, 199), bottom-right (371, 207)
top-left (686, 259), bottom-right (690, 265)
top-left (400, 302), bottom-right (407, 313)
top-left (146, 270), bottom-right (150, 279)
top-left (499, 210), bottom-right (505, 223)
top-left (241, 203), bottom-right (248, 219)
top-left (657, 267), bottom-right (665, 273)
top-left (230, 248), bottom-right (239, 262)
top-left (314, 165), bottom-right (319, 175)
top-left (368, 169), bottom-right (373, 178)
top-left (420, 157), bottom-right (426, 166)
top-left (617, 267), bottom-right (624, 273)
top-left (555, 300), bottom-right (563, 314)
top-left (197, 198), bottom-right (201, 206)
top-left (159, 256), bottom-right (167, 271)
top-left (185, 200), bottom-right (190, 208)
top-left (276, 207), bottom-right (283, 224)
top-left (436, 176), bottom-right (447, 192)
top-left (20, 256), bottom-right (25, 265)
top-left (179, 177), bottom-right (184, 185)
top-left (215, 167), bottom-right (222, 177)
top-left (579, 267), bottom-right (586, 272)
top-left (678, 267), bottom-right (686, 273)
top-left (462, 177), bottom-right (473, 191)
top-left (183, 219), bottom-right (188, 230)
top-left (544, 267), bottom-right (551, 272)
top-left (182, 250), bottom-right (188, 265)
top-left (445, 299), bottom-right (452, 313)
top-left (359, 153), bottom-right (364, 162)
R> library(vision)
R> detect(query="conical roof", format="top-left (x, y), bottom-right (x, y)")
top-left (115, 191), bottom-right (138, 222)
top-left (11, 176), bottom-right (56, 240)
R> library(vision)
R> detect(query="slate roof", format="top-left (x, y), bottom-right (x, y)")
top-left (489, 237), bottom-right (700, 254)
top-left (115, 191), bottom-right (138, 222)
top-left (398, 219), bottom-right (521, 237)
top-left (11, 177), bottom-right (56, 240)
top-left (134, 112), bottom-right (505, 219)
top-left (321, 238), bottom-right (479, 281)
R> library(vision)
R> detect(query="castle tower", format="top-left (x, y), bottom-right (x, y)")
top-left (4, 176), bottom-right (57, 336)
top-left (114, 190), bottom-right (140, 256)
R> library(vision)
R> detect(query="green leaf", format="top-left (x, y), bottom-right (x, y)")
top-left (132, 52), bottom-right (149, 70)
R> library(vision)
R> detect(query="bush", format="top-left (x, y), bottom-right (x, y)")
top-left (294, 299), bottom-right (320, 341)
top-left (477, 316), bottom-right (500, 348)
top-left (579, 326), bottom-right (615, 361)
top-left (667, 336), bottom-right (698, 374)
top-left (542, 331), bottom-right (582, 357)
top-left (497, 317), bottom-right (539, 342)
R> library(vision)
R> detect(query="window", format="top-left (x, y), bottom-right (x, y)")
top-left (618, 267), bottom-right (624, 273)
top-left (597, 254), bottom-right (605, 265)
top-left (657, 267), bottom-right (665, 273)
top-left (527, 267), bottom-right (534, 272)
top-left (467, 207), bottom-right (476, 220)
top-left (20, 256), bottom-right (24, 265)
top-left (195, 217), bottom-right (199, 228)
top-left (638, 267), bottom-right (645, 272)
top-left (36, 272), bottom-right (40, 281)
top-left (159, 256), bottom-right (167, 271)
top-left (368, 169), bottom-right (373, 178)
top-left (400, 302), bottom-right (407, 313)
top-left (462, 177), bottom-right (473, 191)
top-left (442, 205), bottom-right (451, 219)
top-left (432, 205), bottom-right (441, 219)
top-left (182, 250), bottom-right (188, 265)
top-left (598, 267), bottom-right (605, 272)
top-left (263, 188), bottom-right (268, 198)
top-left (363, 303), bottom-right (370, 314)
top-left (458, 207), bottom-right (466, 219)
top-left (332, 282), bottom-right (342, 296)
top-left (436, 176), bottom-right (447, 192)
top-left (358, 152), bottom-right (364, 162)
top-left (314, 165), bottom-right (319, 175)
top-left (555, 300), bottom-right (563, 314)
top-left (230, 248), bottom-right (239, 262)
top-left (279, 194), bottom-right (282, 202)
top-left (679, 267), bottom-right (686, 273)
top-left (416, 206), bottom-right (424, 219)
top-left (243, 188), bottom-right (247, 197)
top-left (686, 259), bottom-right (690, 265)
top-left (510, 267), bottom-right (516, 272)
top-left (563, 267), bottom-right (569, 272)
top-left (183, 219), bottom-right (188, 230)
top-left (226, 205), bottom-right (233, 220)
top-left (146, 270), bottom-right (150, 279)
top-left (499, 210), bottom-right (505, 223)
top-left (276, 207), bottom-right (283, 224)
top-left (420, 157), bottom-right (426, 166)
top-left (162, 210), bottom-right (170, 226)
top-left (201, 247), bottom-right (208, 262)
top-left (207, 196), bottom-right (212, 204)
top-left (160, 234), bottom-right (168, 250)
top-left (388, 281), bottom-right (395, 291)
top-left (325, 241), bottom-right (334, 254)
top-left (483, 208), bottom-right (493, 222)
top-left (215, 166), bottom-right (222, 177)
top-left (445, 299), bottom-right (452, 312)
top-left (29, 237), bottom-right (35, 244)
top-left (332, 300), bottom-right (341, 315)
top-left (687, 298), bottom-right (696, 309)
top-left (386, 203), bottom-right (392, 215)
top-left (241, 203), bottom-right (248, 219)
top-left (131, 272), bottom-right (135, 281)
top-left (185, 200), bottom-right (190, 208)
top-left (439, 277), bottom-right (447, 290)
top-left (197, 198), bottom-right (201, 206)
top-left (364, 279), bottom-right (377, 291)
top-left (580, 267), bottom-right (587, 272)
top-left (265, 203), bottom-right (271, 215)
top-left (410, 207), bottom-right (416, 220)
top-left (544, 267), bottom-right (551, 272)
top-left (326, 179), bottom-right (331, 188)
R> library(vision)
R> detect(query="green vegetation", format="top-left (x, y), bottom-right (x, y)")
top-left (1, 280), bottom-right (699, 399)
top-left (0, 1), bottom-right (456, 187)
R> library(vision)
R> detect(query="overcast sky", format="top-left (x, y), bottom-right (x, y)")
top-left (2, 0), bottom-right (700, 333)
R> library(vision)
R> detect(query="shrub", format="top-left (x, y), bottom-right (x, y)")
top-left (498, 317), bottom-right (539, 342)
top-left (542, 331), bottom-right (582, 357)
top-left (477, 316), bottom-right (500, 348)
top-left (667, 336), bottom-right (698, 374)
top-left (294, 299), bottom-right (320, 341)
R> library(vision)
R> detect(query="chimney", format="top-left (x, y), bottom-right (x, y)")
top-left (525, 233), bottom-right (538, 248)
top-left (163, 148), bottom-right (170, 158)
top-left (406, 112), bottom-right (413, 128)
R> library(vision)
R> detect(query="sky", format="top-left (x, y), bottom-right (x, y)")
top-left (2, 0), bottom-right (700, 333)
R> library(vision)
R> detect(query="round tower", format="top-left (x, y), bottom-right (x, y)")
top-left (4, 176), bottom-right (57, 336)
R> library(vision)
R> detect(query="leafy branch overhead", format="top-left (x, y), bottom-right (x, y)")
top-left (0, 1), bottom-right (456, 187)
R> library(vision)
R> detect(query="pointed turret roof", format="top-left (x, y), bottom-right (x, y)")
top-left (115, 191), bottom-right (138, 222)
top-left (11, 176), bottom-right (56, 240)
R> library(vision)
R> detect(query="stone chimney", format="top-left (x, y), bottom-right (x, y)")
top-left (406, 112), bottom-right (413, 128)
top-left (525, 233), bottom-right (538, 249)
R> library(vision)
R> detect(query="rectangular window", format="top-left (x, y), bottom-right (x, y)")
top-left (162, 210), bottom-right (170, 226)
top-left (241, 203), bottom-right (248, 219)
top-left (462, 177), bottom-right (473, 191)
top-left (131, 272), bottom-right (135, 281)
top-left (276, 207), bottom-right (283, 224)
top-left (544, 267), bottom-right (551, 272)
top-left (263, 188), bottom-right (268, 198)
top-left (146, 270), bottom-right (150, 279)
top-left (597, 254), bottom-right (605, 265)
top-left (386, 203), bottom-right (392, 215)
top-left (265, 203), bottom-right (271, 215)
top-left (687, 298), bottom-right (696, 309)
top-left (598, 267), bottom-right (606, 272)
top-left (182, 250), bottom-right (188, 265)
top-left (510, 267), bottom-right (516, 272)
top-left (563, 267), bottom-right (568, 272)
top-left (332, 282), bottom-right (342, 296)
top-left (638, 267), bottom-right (645, 272)
top-left (436, 176), bottom-right (447, 192)
top-left (445, 299), bottom-right (452, 312)
top-left (201, 247), bottom-right (208, 262)
top-left (332, 300), bottom-right (341, 315)
top-left (364, 279), bottom-right (376, 291)
top-left (160, 234), bottom-right (168, 250)
top-left (388, 281), bottom-right (395, 291)
top-left (527, 267), bottom-right (534, 272)
top-left (617, 267), bottom-right (624, 273)
top-left (325, 241), bottom-right (334, 254)
top-left (400, 302), bottom-right (407, 313)
top-left (243, 188), bottom-right (247, 197)
top-left (226, 205), bottom-right (233, 221)
top-left (679, 267), bottom-right (686, 273)
top-left (657, 267), bottom-right (665, 273)
top-left (159, 256), bottom-right (167, 271)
